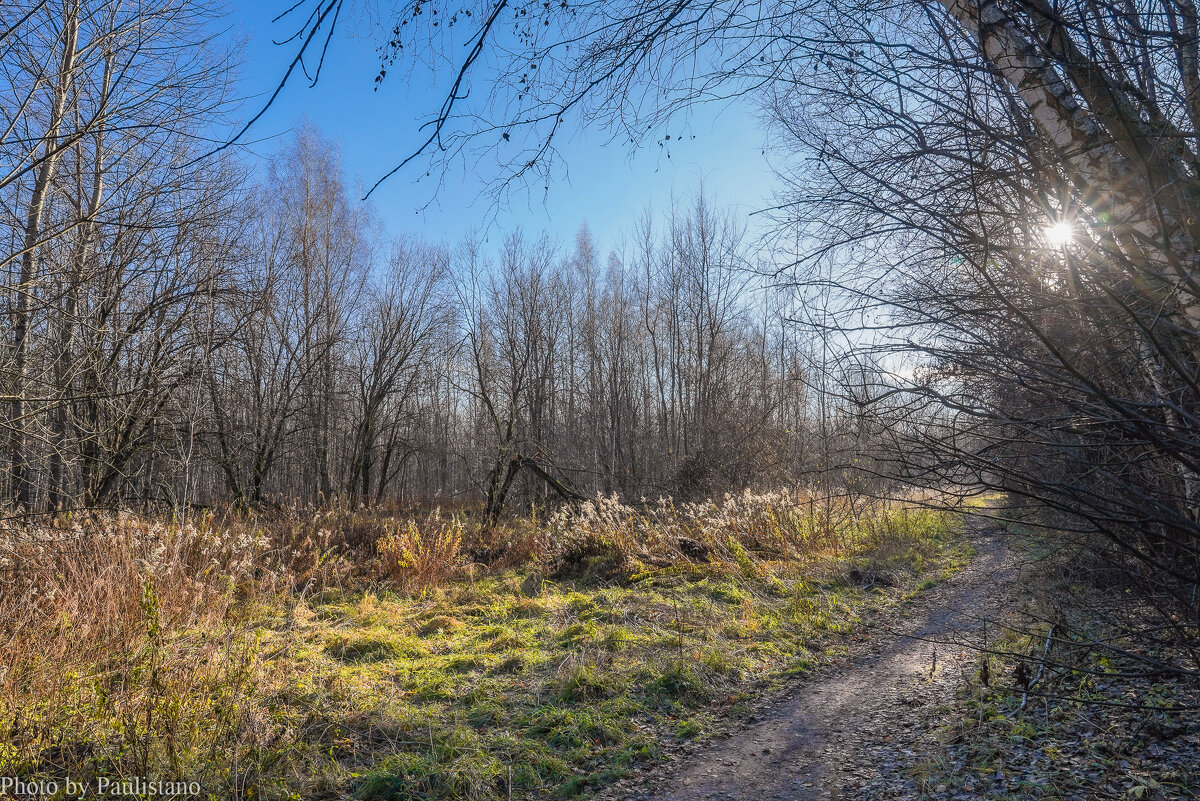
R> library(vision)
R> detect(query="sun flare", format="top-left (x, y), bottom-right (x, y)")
top-left (1045, 220), bottom-right (1075, 247)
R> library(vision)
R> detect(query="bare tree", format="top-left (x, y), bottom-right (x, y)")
top-left (1, 0), bottom-right (236, 512)
top-left (1, 0), bottom-right (828, 524)
top-left (346, 240), bottom-right (447, 504)
top-left (759, 0), bottom-right (1200, 665)
top-left (248, 0), bottom-right (1200, 654)
top-left (456, 232), bottom-right (585, 524)
top-left (207, 127), bottom-right (371, 506)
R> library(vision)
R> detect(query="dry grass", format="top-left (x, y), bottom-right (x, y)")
top-left (0, 490), bottom-right (967, 799)
top-left (376, 513), bottom-right (464, 592)
top-left (544, 490), bottom-right (952, 578)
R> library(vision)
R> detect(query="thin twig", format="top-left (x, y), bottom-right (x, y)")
top-left (1018, 623), bottom-right (1056, 712)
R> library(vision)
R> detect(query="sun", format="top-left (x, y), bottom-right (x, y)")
top-left (1045, 220), bottom-right (1075, 247)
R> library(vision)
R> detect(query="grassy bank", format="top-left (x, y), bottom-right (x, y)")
top-left (0, 491), bottom-right (970, 800)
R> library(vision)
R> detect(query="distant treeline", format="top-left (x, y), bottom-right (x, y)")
top-left (2, 52), bottom-right (879, 516)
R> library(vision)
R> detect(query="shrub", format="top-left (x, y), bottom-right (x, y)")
top-left (377, 515), bottom-right (463, 593)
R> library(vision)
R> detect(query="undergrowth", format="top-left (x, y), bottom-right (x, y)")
top-left (0, 491), bottom-right (970, 800)
top-left (912, 520), bottom-right (1199, 801)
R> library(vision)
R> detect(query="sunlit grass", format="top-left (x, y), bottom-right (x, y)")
top-left (0, 493), bottom-right (971, 800)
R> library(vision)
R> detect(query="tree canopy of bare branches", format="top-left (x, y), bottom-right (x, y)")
top-left (248, 0), bottom-right (1200, 660)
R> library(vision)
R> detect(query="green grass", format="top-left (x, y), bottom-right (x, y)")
top-left (2, 503), bottom-right (970, 801)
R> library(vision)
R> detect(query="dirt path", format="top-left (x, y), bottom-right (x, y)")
top-left (599, 513), bottom-right (1022, 801)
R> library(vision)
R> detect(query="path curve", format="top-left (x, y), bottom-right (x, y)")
top-left (598, 513), bottom-right (1021, 801)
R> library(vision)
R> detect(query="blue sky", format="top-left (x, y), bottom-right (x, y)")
top-left (217, 2), bottom-right (780, 255)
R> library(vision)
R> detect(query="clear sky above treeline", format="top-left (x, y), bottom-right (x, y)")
top-left (219, 2), bottom-right (779, 254)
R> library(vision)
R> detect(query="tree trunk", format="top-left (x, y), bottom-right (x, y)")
top-left (10, 8), bottom-right (79, 510)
